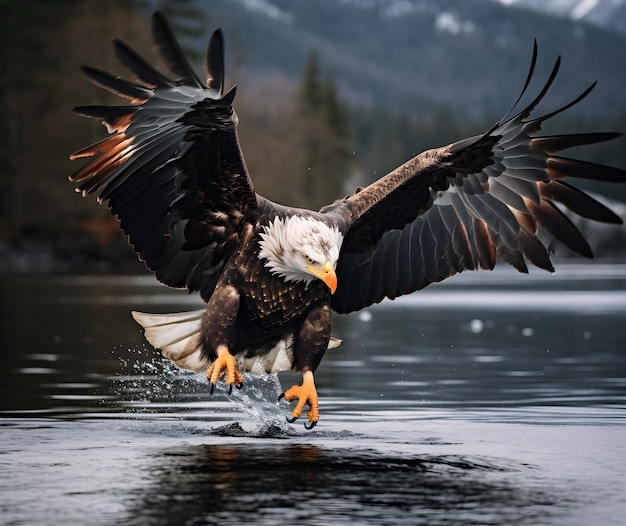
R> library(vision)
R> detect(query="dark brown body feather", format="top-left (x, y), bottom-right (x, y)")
top-left (200, 220), bottom-right (331, 371)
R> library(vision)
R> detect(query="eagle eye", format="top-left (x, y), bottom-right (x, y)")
top-left (305, 256), bottom-right (315, 265)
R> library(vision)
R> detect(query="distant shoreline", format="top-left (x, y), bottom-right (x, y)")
top-left (1, 240), bottom-right (624, 276)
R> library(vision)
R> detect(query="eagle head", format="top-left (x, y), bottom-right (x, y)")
top-left (258, 216), bottom-right (343, 293)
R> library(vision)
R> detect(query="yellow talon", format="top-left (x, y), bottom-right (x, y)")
top-left (282, 371), bottom-right (319, 427)
top-left (206, 345), bottom-right (244, 392)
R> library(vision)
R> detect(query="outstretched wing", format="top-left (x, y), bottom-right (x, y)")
top-left (327, 42), bottom-right (626, 314)
top-left (70, 12), bottom-right (258, 300)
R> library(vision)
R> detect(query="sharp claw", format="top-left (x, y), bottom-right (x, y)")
top-left (281, 372), bottom-right (319, 427)
top-left (205, 348), bottom-right (243, 397)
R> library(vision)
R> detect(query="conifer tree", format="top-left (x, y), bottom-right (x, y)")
top-left (298, 51), bottom-right (353, 209)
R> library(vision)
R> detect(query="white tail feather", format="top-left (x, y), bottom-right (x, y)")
top-left (131, 310), bottom-right (208, 372)
top-left (328, 337), bottom-right (342, 349)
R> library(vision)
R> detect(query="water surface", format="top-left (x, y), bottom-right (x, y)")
top-left (1, 264), bottom-right (625, 525)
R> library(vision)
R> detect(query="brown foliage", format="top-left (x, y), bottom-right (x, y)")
top-left (1, 3), bottom-right (152, 249)
top-left (236, 75), bottom-right (309, 208)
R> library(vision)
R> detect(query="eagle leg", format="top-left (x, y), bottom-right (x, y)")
top-left (206, 344), bottom-right (244, 394)
top-left (280, 370), bottom-right (319, 428)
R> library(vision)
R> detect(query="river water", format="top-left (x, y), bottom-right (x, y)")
top-left (1, 263), bottom-right (625, 525)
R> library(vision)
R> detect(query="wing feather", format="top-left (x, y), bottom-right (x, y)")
top-left (409, 222), bottom-right (427, 292)
top-left (152, 11), bottom-right (203, 88)
top-left (539, 181), bottom-right (621, 223)
top-left (396, 223), bottom-right (415, 295)
top-left (328, 44), bottom-right (626, 314)
top-left (488, 178), bottom-right (530, 213)
top-left (113, 38), bottom-right (171, 88)
top-left (79, 66), bottom-right (152, 101)
top-left (70, 11), bottom-right (262, 299)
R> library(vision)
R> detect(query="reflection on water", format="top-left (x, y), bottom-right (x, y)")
top-left (131, 443), bottom-right (553, 526)
top-left (1, 264), bottom-right (625, 525)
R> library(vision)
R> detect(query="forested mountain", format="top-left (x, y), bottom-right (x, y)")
top-left (178, 0), bottom-right (626, 116)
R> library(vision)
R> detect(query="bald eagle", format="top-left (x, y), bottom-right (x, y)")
top-left (71, 12), bottom-right (625, 428)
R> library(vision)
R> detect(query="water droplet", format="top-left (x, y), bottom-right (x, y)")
top-left (470, 319), bottom-right (484, 333)
top-left (359, 310), bottom-right (372, 322)
top-left (521, 327), bottom-right (534, 337)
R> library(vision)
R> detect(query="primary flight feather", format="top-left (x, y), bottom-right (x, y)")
top-left (70, 11), bottom-right (626, 428)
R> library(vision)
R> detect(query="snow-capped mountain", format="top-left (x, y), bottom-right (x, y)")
top-left (490, 0), bottom-right (626, 34)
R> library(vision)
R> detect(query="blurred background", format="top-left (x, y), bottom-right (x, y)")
top-left (1, 0), bottom-right (626, 274)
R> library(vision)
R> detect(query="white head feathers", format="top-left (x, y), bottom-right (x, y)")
top-left (258, 216), bottom-right (344, 285)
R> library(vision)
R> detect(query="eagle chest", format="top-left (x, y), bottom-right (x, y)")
top-left (232, 250), bottom-right (327, 332)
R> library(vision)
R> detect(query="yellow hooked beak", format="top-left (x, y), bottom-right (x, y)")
top-left (306, 261), bottom-right (337, 294)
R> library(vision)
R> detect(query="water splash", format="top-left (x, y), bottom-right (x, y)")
top-left (112, 351), bottom-right (200, 405)
top-left (210, 420), bottom-right (295, 438)
top-left (211, 373), bottom-right (297, 437)
top-left (111, 350), bottom-right (297, 435)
